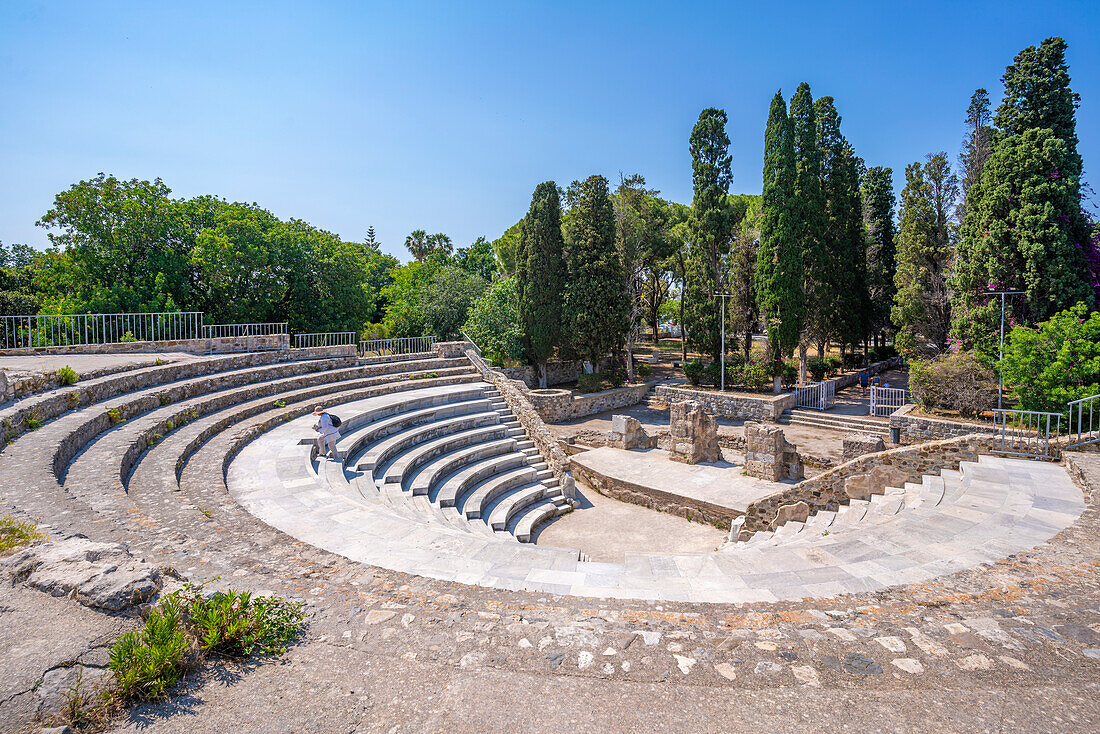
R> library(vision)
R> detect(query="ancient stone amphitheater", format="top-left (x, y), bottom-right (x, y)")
top-left (2, 343), bottom-right (1099, 731)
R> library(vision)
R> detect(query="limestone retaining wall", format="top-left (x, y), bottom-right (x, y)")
top-left (570, 459), bottom-right (737, 529)
top-left (527, 383), bottom-right (652, 423)
top-left (0, 334), bottom-right (291, 356)
top-left (652, 385), bottom-right (794, 421)
top-left (889, 404), bottom-right (995, 445)
top-left (500, 360), bottom-right (588, 388)
top-left (741, 433), bottom-right (996, 534)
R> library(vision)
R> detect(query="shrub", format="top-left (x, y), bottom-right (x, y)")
top-left (177, 585), bottom-right (304, 657)
top-left (842, 352), bottom-right (865, 369)
top-left (744, 362), bottom-right (774, 392)
top-left (1000, 302), bottom-right (1100, 413)
top-left (871, 345), bottom-right (898, 363)
top-left (577, 373), bottom-right (603, 393)
top-left (272, 399), bottom-right (287, 408)
top-left (636, 363), bottom-right (652, 379)
top-left (109, 597), bottom-right (191, 702)
top-left (703, 361), bottom-right (721, 386)
top-left (824, 355), bottom-right (843, 376)
top-left (56, 366), bottom-right (78, 386)
top-left (0, 515), bottom-right (42, 552)
top-left (781, 361), bottom-right (798, 386)
top-left (682, 360), bottom-right (706, 386)
top-left (107, 408), bottom-right (124, 424)
top-left (606, 365), bottom-right (626, 389)
top-left (158, 393), bottom-right (172, 406)
top-left (910, 351), bottom-right (998, 417)
top-left (807, 358), bottom-right (827, 382)
top-left (24, 411), bottom-right (41, 431)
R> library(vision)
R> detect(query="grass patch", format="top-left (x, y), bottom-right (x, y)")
top-left (0, 515), bottom-right (43, 552)
top-left (158, 393), bottom-right (172, 406)
top-left (272, 398), bottom-right (287, 408)
top-left (23, 411), bottom-right (42, 431)
top-left (57, 365), bottom-right (79, 386)
top-left (407, 371), bottom-right (438, 380)
top-left (106, 408), bottom-right (124, 425)
top-left (62, 582), bottom-right (304, 731)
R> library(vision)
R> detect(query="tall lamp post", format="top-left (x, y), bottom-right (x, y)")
top-left (989, 291), bottom-right (1025, 411)
top-left (714, 292), bottom-right (733, 392)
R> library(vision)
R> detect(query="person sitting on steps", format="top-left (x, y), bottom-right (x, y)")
top-left (312, 405), bottom-right (340, 460)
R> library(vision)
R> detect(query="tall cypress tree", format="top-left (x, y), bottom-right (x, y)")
top-left (563, 175), bottom-right (628, 369)
top-left (756, 91), bottom-right (804, 366)
top-left (951, 37), bottom-right (1092, 350)
top-left (815, 96), bottom-right (869, 355)
top-left (515, 181), bottom-right (565, 387)
top-left (788, 84), bottom-right (828, 359)
top-left (684, 108), bottom-right (734, 362)
top-left (893, 154), bottom-right (957, 357)
top-left (958, 88), bottom-right (993, 220)
top-left (861, 166), bottom-right (897, 346)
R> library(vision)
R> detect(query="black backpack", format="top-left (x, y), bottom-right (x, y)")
top-left (329, 413), bottom-right (342, 428)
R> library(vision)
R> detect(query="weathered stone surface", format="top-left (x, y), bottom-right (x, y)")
top-left (771, 500), bottom-right (810, 529)
top-left (744, 422), bottom-right (804, 481)
top-left (889, 403), bottom-right (995, 445)
top-left (668, 401), bottom-right (720, 464)
top-left (607, 414), bottom-right (656, 450)
top-left (528, 384), bottom-right (652, 423)
top-left (3, 537), bottom-right (162, 611)
top-left (845, 465), bottom-right (909, 501)
top-left (843, 433), bottom-right (886, 462)
top-left (654, 385), bottom-right (794, 421)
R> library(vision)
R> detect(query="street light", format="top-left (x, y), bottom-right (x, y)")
top-left (714, 292), bottom-right (734, 392)
top-left (989, 291), bottom-right (1025, 411)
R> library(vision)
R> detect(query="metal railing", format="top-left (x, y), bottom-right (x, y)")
top-left (295, 332), bottom-right (357, 349)
top-left (358, 336), bottom-right (437, 358)
top-left (794, 380), bottom-right (836, 410)
top-left (1066, 393), bottom-right (1100, 449)
top-left (201, 322), bottom-right (288, 339)
top-left (992, 409), bottom-right (1062, 460)
top-left (870, 387), bottom-right (908, 417)
top-left (0, 312), bottom-right (204, 350)
top-left (461, 331), bottom-right (481, 357)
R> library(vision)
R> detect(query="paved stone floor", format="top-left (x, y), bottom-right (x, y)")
top-left (0, 351), bottom-right (196, 377)
top-left (534, 482), bottom-right (727, 562)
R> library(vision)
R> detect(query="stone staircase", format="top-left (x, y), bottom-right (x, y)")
top-left (777, 407), bottom-right (891, 438)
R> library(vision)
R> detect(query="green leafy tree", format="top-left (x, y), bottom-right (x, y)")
top-left (404, 230), bottom-right (452, 262)
top-left (1000, 303), bottom-right (1100, 413)
top-left (490, 221), bottom-right (522, 275)
top-left (727, 195), bottom-right (762, 363)
top-left (893, 154), bottom-right (957, 357)
top-left (683, 108), bottom-right (735, 362)
top-left (455, 236), bottom-right (498, 281)
top-left (790, 85), bottom-right (828, 361)
top-left (463, 276), bottom-right (524, 365)
top-left (382, 262), bottom-right (486, 339)
top-left (959, 89), bottom-right (994, 220)
top-left (861, 166), bottom-right (897, 346)
top-left (0, 241), bottom-right (41, 315)
top-left (515, 182), bottom-right (566, 387)
top-left (364, 225), bottom-right (380, 249)
top-left (563, 175), bottom-right (628, 369)
top-left (755, 91), bottom-right (804, 365)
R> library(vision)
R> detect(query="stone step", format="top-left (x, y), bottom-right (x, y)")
top-left (360, 412), bottom-right (502, 477)
top-left (335, 396), bottom-right (490, 460)
top-left (459, 467), bottom-right (540, 520)
top-left (375, 421), bottom-right (512, 486)
top-left (404, 438), bottom-right (517, 496)
top-left (435, 453), bottom-right (530, 508)
top-left (510, 497), bottom-right (564, 542)
top-left (488, 482), bottom-right (552, 530)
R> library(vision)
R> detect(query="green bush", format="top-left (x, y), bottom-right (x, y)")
top-left (824, 355), bottom-right (843, 376)
top-left (272, 399), bottom-right (287, 408)
top-left (0, 515), bottom-right (42, 552)
top-left (577, 373), bottom-right (603, 393)
top-left (636, 363), bottom-right (652, 379)
top-left (1000, 302), bottom-right (1100, 413)
top-left (109, 597), bottom-right (191, 702)
top-left (842, 352), bottom-right (865, 369)
top-left (910, 351), bottom-right (998, 417)
top-left (606, 366), bottom-right (627, 389)
top-left (179, 586), bottom-right (303, 657)
top-left (682, 359), bottom-right (706, 385)
top-left (807, 358), bottom-right (827, 382)
top-left (781, 361), bottom-right (798, 386)
top-left (56, 366), bottom-right (78, 386)
top-left (744, 362), bottom-right (774, 392)
top-left (870, 345), bottom-right (898, 363)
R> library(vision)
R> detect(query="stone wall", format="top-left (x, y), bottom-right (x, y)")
top-left (889, 403), bottom-right (995, 445)
top-left (652, 385), bottom-right (795, 421)
top-left (463, 347), bottom-right (577, 502)
top-left (668, 401), bottom-right (721, 464)
top-left (570, 459), bottom-right (738, 529)
top-left (499, 360), bottom-right (591, 388)
top-left (607, 415), bottom-right (656, 449)
top-left (527, 383), bottom-right (652, 423)
top-left (842, 434), bottom-right (886, 462)
top-left (740, 433), bottom-right (995, 536)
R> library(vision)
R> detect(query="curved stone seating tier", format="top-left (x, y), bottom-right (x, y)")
top-left (229, 409), bottom-right (1085, 601)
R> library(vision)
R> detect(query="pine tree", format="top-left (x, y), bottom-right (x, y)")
top-left (893, 154), bottom-right (957, 357)
top-left (951, 37), bottom-right (1092, 350)
top-left (756, 91), bottom-right (804, 366)
top-left (365, 225), bottom-right (380, 250)
top-left (515, 182), bottom-right (565, 387)
top-left (563, 175), bottom-right (629, 369)
top-left (861, 166), bottom-right (897, 346)
top-left (789, 84), bottom-right (828, 360)
top-left (683, 108), bottom-right (734, 362)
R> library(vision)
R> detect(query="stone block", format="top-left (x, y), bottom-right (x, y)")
top-left (668, 401), bottom-right (720, 464)
top-left (843, 433), bottom-right (886, 463)
top-left (744, 422), bottom-right (804, 481)
top-left (608, 414), bottom-right (656, 450)
top-left (844, 465), bottom-right (910, 501)
top-left (771, 500), bottom-right (810, 529)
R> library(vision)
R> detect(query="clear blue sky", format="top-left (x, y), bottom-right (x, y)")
top-left (2, 1), bottom-right (1097, 263)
